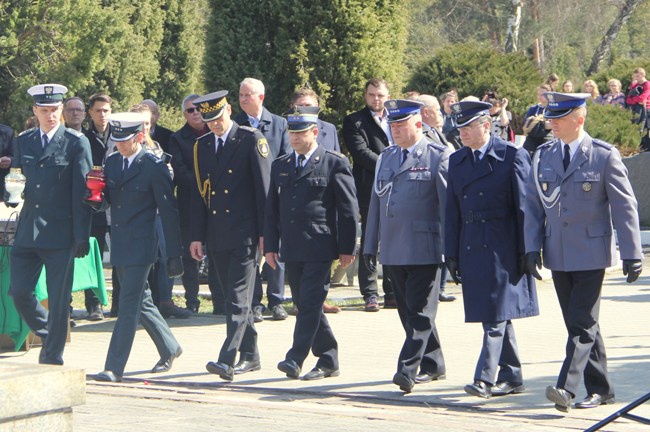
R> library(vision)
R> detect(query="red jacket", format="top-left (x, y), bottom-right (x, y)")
top-left (626, 80), bottom-right (650, 108)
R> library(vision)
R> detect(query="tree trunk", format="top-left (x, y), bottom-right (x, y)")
top-left (505, 0), bottom-right (523, 53)
top-left (587, 0), bottom-right (644, 76)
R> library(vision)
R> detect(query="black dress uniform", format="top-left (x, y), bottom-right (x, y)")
top-left (265, 107), bottom-right (358, 378)
top-left (9, 84), bottom-right (92, 365)
top-left (190, 91), bottom-right (271, 380)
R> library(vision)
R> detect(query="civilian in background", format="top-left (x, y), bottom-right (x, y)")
top-left (596, 79), bottom-right (625, 108)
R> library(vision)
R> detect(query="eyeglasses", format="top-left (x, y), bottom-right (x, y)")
top-left (185, 107), bottom-right (200, 113)
top-left (64, 108), bottom-right (85, 114)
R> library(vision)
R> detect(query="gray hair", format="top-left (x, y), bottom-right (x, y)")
top-left (181, 93), bottom-right (201, 112)
top-left (240, 78), bottom-right (265, 95)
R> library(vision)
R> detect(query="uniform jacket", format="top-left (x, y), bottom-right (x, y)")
top-left (191, 123), bottom-right (271, 252)
top-left (342, 107), bottom-right (390, 208)
top-left (13, 124), bottom-right (92, 249)
top-left (446, 136), bottom-right (539, 322)
top-left (524, 134), bottom-right (642, 271)
top-left (104, 148), bottom-right (182, 266)
top-left (363, 137), bottom-right (449, 266)
top-left (0, 124), bottom-right (15, 197)
top-left (264, 145), bottom-right (358, 262)
top-left (234, 107), bottom-right (290, 159)
top-left (317, 119), bottom-right (340, 152)
top-left (168, 122), bottom-right (207, 226)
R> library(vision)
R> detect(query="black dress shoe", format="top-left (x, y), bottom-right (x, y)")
top-left (95, 370), bottom-right (122, 383)
top-left (491, 381), bottom-right (525, 396)
top-left (438, 292), bottom-right (456, 302)
top-left (302, 367), bottom-right (340, 381)
top-left (414, 371), bottom-right (446, 384)
top-left (253, 305), bottom-right (264, 323)
top-left (546, 386), bottom-right (574, 413)
top-left (464, 380), bottom-right (492, 398)
top-left (206, 361), bottom-right (234, 381)
top-left (277, 359), bottom-right (301, 379)
top-left (271, 304), bottom-right (288, 320)
top-left (188, 305), bottom-right (199, 314)
top-left (233, 359), bottom-right (261, 375)
top-left (392, 372), bottom-right (415, 393)
top-left (151, 347), bottom-right (183, 373)
top-left (575, 393), bottom-right (615, 409)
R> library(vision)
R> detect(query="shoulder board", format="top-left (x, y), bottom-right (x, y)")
top-left (277, 153), bottom-right (292, 162)
top-left (18, 127), bottom-right (37, 137)
top-left (427, 142), bottom-right (447, 152)
top-left (238, 125), bottom-right (257, 133)
top-left (537, 140), bottom-right (554, 150)
top-left (64, 128), bottom-right (83, 138)
top-left (325, 150), bottom-right (345, 158)
top-left (381, 145), bottom-right (399, 155)
top-left (106, 151), bottom-right (121, 162)
top-left (197, 131), bottom-right (212, 141)
top-left (143, 152), bottom-right (163, 163)
top-left (592, 139), bottom-right (613, 150)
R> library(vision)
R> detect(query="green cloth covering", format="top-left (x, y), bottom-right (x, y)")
top-left (0, 238), bottom-right (107, 351)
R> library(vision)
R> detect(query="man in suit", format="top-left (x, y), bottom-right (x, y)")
top-left (265, 106), bottom-right (358, 380)
top-left (168, 93), bottom-right (225, 314)
top-left (142, 99), bottom-right (174, 153)
top-left (233, 77), bottom-right (289, 322)
top-left (8, 84), bottom-right (92, 365)
top-left (92, 112), bottom-right (184, 382)
top-left (445, 100), bottom-right (539, 400)
top-left (417, 94), bottom-right (456, 303)
top-left (342, 78), bottom-right (395, 312)
top-left (290, 88), bottom-right (340, 152)
top-left (0, 123), bottom-right (15, 200)
top-left (189, 90), bottom-right (271, 381)
top-left (525, 92), bottom-right (643, 412)
top-left (362, 99), bottom-right (449, 393)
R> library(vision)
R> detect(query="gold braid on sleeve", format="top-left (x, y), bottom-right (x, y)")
top-left (193, 139), bottom-right (211, 208)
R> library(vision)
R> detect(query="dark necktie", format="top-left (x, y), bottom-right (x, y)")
top-left (215, 137), bottom-right (224, 162)
top-left (123, 157), bottom-right (129, 172)
top-left (563, 144), bottom-right (571, 171)
top-left (42, 134), bottom-right (49, 149)
top-left (296, 154), bottom-right (306, 174)
top-left (401, 149), bottom-right (409, 166)
top-left (474, 150), bottom-right (481, 163)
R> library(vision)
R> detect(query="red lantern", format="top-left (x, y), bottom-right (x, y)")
top-left (86, 166), bottom-right (106, 202)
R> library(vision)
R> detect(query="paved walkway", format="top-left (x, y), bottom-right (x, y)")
top-left (2, 262), bottom-right (649, 431)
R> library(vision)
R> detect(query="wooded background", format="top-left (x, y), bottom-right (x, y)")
top-left (1, 0), bottom-right (648, 147)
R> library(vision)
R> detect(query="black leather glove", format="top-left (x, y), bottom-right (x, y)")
top-left (74, 240), bottom-right (90, 258)
top-left (525, 252), bottom-right (543, 280)
top-left (83, 190), bottom-right (106, 211)
top-left (167, 256), bottom-right (184, 278)
top-left (363, 254), bottom-right (377, 274)
top-left (622, 259), bottom-right (642, 283)
top-left (3, 191), bottom-right (18, 208)
top-left (445, 257), bottom-right (461, 284)
top-left (518, 253), bottom-right (527, 276)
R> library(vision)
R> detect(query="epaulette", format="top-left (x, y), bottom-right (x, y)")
top-left (18, 127), bottom-right (37, 137)
top-left (143, 152), bottom-right (163, 163)
top-left (592, 138), bottom-right (613, 150)
top-left (106, 151), bottom-right (121, 161)
top-left (537, 140), bottom-right (555, 150)
top-left (325, 150), bottom-right (345, 158)
top-left (277, 153), bottom-right (292, 162)
top-left (239, 125), bottom-right (257, 133)
top-left (381, 145), bottom-right (399, 155)
top-left (197, 131), bottom-right (212, 141)
top-left (427, 142), bottom-right (447, 152)
top-left (64, 128), bottom-right (83, 138)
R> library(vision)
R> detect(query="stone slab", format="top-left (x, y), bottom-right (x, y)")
top-left (622, 152), bottom-right (650, 226)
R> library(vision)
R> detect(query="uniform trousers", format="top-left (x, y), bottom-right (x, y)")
top-left (475, 320), bottom-right (522, 385)
top-left (105, 264), bottom-right (180, 376)
top-left (86, 224), bottom-right (107, 310)
top-left (253, 259), bottom-right (285, 309)
top-left (384, 264), bottom-right (445, 378)
top-left (10, 246), bottom-right (75, 365)
top-left (551, 269), bottom-right (613, 397)
top-left (209, 245), bottom-right (259, 365)
top-left (285, 261), bottom-right (338, 370)
top-left (180, 224), bottom-right (225, 310)
top-left (359, 205), bottom-right (393, 301)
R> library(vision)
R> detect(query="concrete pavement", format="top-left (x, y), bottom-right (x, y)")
top-left (2, 262), bottom-right (649, 431)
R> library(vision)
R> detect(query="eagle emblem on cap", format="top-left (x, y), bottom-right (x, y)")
top-left (113, 121), bottom-right (121, 127)
top-left (385, 100), bottom-right (397, 109)
top-left (452, 104), bottom-right (461, 113)
top-left (291, 106), bottom-right (301, 115)
top-left (547, 94), bottom-right (555, 103)
top-left (45, 86), bottom-right (53, 95)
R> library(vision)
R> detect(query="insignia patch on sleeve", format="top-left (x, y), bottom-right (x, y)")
top-left (257, 138), bottom-right (270, 158)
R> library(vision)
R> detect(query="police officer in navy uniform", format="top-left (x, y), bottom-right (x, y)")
top-left (362, 99), bottom-right (449, 393)
top-left (265, 106), bottom-right (358, 380)
top-left (445, 100), bottom-right (539, 399)
top-left (92, 113), bottom-right (184, 382)
top-left (8, 84), bottom-right (92, 365)
top-left (189, 91), bottom-right (271, 381)
top-left (524, 92), bottom-right (643, 413)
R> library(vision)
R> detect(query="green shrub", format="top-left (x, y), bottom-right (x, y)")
top-left (588, 58), bottom-right (650, 96)
top-left (584, 102), bottom-right (642, 155)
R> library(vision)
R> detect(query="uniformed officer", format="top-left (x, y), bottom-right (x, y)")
top-left (92, 113), bottom-right (184, 382)
top-left (265, 106), bottom-right (358, 380)
top-left (189, 91), bottom-right (271, 381)
top-left (445, 100), bottom-right (539, 399)
top-left (524, 92), bottom-right (643, 413)
top-left (362, 99), bottom-right (449, 393)
top-left (8, 84), bottom-right (92, 365)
